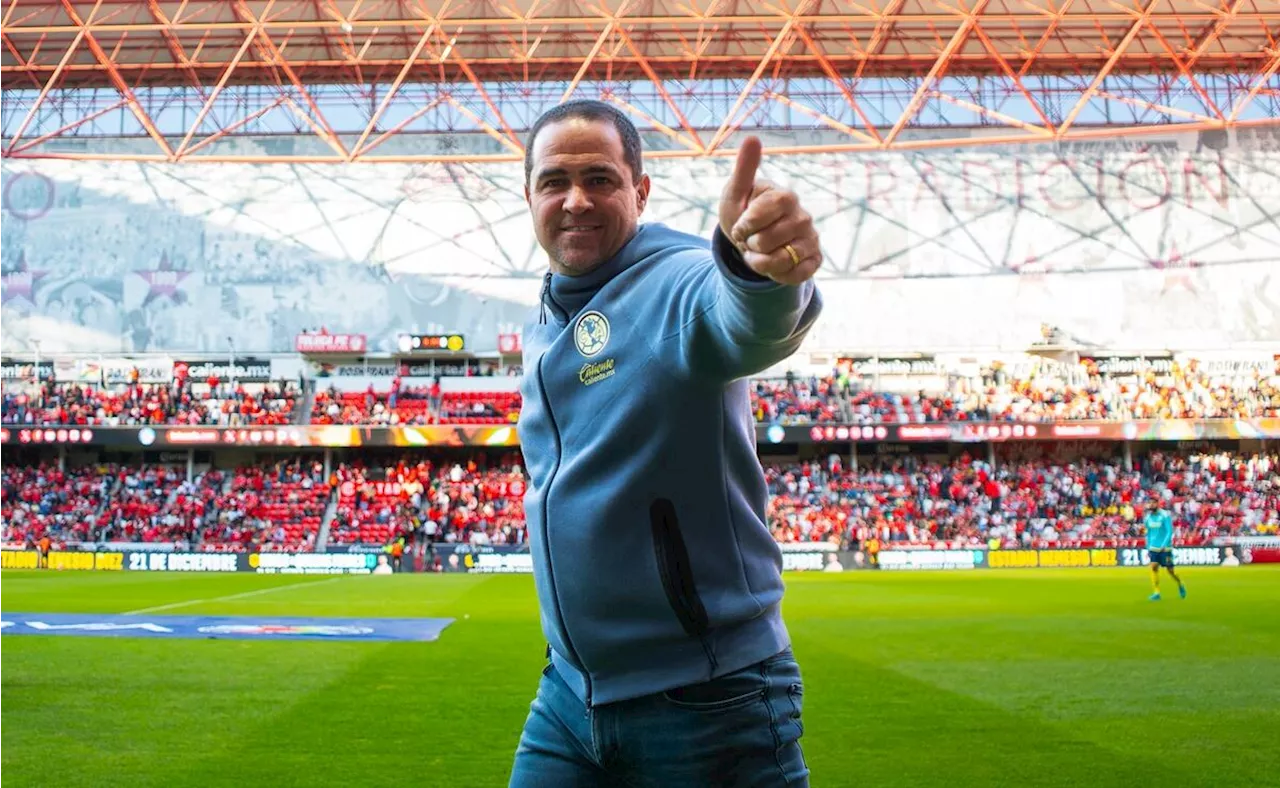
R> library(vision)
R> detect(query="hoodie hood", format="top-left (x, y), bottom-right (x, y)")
top-left (539, 224), bottom-right (679, 325)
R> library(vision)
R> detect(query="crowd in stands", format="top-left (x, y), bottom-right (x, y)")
top-left (5, 448), bottom-right (1275, 554)
top-left (5, 356), bottom-right (1276, 429)
top-left (2, 465), bottom-right (116, 543)
top-left (96, 465), bottom-right (224, 545)
top-left (203, 459), bottom-right (328, 551)
top-left (2, 453), bottom-right (531, 551)
top-left (767, 451), bottom-right (1279, 549)
top-left (310, 382), bottom-right (520, 425)
top-left (329, 454), bottom-right (526, 546)
top-left (308, 361), bottom-right (1279, 428)
top-left (755, 358), bottom-right (1280, 425)
top-left (311, 381), bottom-right (437, 426)
top-left (3, 353), bottom-right (1276, 551)
top-left (1, 460), bottom-right (323, 552)
top-left (2, 377), bottom-right (300, 427)
top-left (752, 378), bottom-right (846, 423)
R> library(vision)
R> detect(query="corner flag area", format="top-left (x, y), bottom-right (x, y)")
top-left (3, 568), bottom-right (1276, 787)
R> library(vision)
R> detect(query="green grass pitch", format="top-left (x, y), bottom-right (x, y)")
top-left (2, 567), bottom-right (1277, 787)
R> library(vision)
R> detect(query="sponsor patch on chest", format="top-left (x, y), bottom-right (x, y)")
top-left (579, 358), bottom-right (616, 386)
top-left (574, 310), bottom-right (617, 386)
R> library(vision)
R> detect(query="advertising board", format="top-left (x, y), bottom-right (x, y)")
top-left (876, 549), bottom-right (987, 571)
top-left (0, 546), bottom-right (1256, 573)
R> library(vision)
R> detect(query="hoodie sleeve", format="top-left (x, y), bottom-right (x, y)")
top-left (662, 226), bottom-right (823, 381)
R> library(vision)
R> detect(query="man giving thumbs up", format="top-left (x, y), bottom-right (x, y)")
top-left (719, 135), bottom-right (824, 286)
top-left (512, 99), bottom-right (821, 787)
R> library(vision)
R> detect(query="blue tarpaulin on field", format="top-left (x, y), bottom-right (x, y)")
top-left (0, 613), bottom-right (454, 642)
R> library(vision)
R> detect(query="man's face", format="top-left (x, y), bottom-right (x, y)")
top-left (525, 118), bottom-right (650, 276)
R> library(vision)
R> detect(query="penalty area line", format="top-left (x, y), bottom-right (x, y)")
top-left (123, 577), bottom-right (344, 615)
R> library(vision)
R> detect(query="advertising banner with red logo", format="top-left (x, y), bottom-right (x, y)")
top-left (295, 333), bottom-right (367, 354)
top-left (498, 333), bottom-right (522, 355)
top-left (174, 358), bottom-right (272, 383)
top-left (1246, 548), bottom-right (1280, 564)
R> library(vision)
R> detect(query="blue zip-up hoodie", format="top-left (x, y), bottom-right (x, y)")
top-left (518, 221), bottom-right (823, 708)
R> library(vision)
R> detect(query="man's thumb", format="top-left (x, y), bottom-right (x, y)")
top-left (723, 135), bottom-right (763, 206)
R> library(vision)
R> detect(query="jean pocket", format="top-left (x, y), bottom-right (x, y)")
top-left (662, 670), bottom-right (767, 712)
top-left (786, 682), bottom-right (805, 735)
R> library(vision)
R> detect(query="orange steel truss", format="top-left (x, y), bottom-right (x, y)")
top-left (1, 0), bottom-right (1277, 162)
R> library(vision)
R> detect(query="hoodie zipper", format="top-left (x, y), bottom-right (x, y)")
top-left (538, 271), bottom-right (553, 325)
top-left (535, 273), bottom-right (593, 710)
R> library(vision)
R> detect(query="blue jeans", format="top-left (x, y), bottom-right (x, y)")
top-left (509, 648), bottom-right (808, 787)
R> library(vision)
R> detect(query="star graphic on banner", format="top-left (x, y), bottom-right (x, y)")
top-left (1150, 245), bottom-right (1198, 295)
top-left (1, 251), bottom-right (48, 305)
top-left (134, 252), bottom-right (192, 306)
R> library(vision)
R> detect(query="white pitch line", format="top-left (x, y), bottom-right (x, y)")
top-left (123, 577), bottom-right (343, 615)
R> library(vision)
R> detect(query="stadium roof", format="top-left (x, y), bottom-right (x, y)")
top-left (2, 0), bottom-right (1278, 162)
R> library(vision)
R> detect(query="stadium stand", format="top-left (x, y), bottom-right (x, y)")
top-left (4, 6), bottom-right (1278, 782)
top-left (308, 383), bottom-right (519, 426)
top-left (3, 325), bottom-right (1276, 559)
top-left (201, 460), bottom-right (329, 552)
top-left (329, 456), bottom-right (526, 546)
top-left (2, 380), bottom-right (301, 427)
top-left (752, 359), bottom-right (1280, 426)
top-left (2, 464), bottom-right (117, 543)
top-left (97, 465), bottom-right (216, 545)
top-left (7, 365), bottom-right (1276, 429)
top-left (4, 449), bottom-right (1274, 552)
top-left (767, 452), bottom-right (1279, 549)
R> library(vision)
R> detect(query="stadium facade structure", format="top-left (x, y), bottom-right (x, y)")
top-left (2, 0), bottom-right (1279, 357)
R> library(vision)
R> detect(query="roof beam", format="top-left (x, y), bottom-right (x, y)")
top-left (615, 25), bottom-right (706, 151)
top-left (1228, 47), bottom-right (1280, 122)
top-left (882, 0), bottom-right (993, 148)
top-left (1185, 0), bottom-right (1244, 65)
top-left (57, 0), bottom-right (175, 159)
top-left (11, 12), bottom-right (1275, 33)
top-left (1057, 0), bottom-right (1165, 137)
top-left (173, 26), bottom-right (262, 158)
top-left (349, 20), bottom-right (439, 158)
top-left (3, 30), bottom-right (85, 153)
top-left (704, 14), bottom-right (803, 154)
top-left (793, 23), bottom-right (881, 143)
top-left (1, 0), bottom-right (1276, 163)
top-left (228, 0), bottom-right (349, 159)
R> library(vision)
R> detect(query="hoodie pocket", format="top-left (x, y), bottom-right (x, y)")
top-left (649, 498), bottom-right (710, 638)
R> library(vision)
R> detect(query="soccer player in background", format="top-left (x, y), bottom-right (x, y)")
top-left (37, 534), bottom-right (51, 569)
top-left (1144, 494), bottom-right (1186, 601)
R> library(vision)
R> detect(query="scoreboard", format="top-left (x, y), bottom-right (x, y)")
top-left (396, 334), bottom-right (465, 354)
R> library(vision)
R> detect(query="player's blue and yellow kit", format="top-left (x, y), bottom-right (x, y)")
top-left (1143, 506), bottom-right (1185, 600)
top-left (1143, 509), bottom-right (1174, 567)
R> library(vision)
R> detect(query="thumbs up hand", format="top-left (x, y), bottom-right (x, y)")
top-left (718, 136), bottom-right (822, 285)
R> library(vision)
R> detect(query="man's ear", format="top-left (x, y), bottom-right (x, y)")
top-left (635, 173), bottom-right (651, 215)
top-left (524, 183), bottom-right (531, 205)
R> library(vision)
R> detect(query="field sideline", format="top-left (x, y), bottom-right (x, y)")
top-left (2, 567), bottom-right (1277, 787)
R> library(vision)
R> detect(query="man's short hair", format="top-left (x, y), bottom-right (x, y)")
top-left (524, 99), bottom-right (644, 186)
